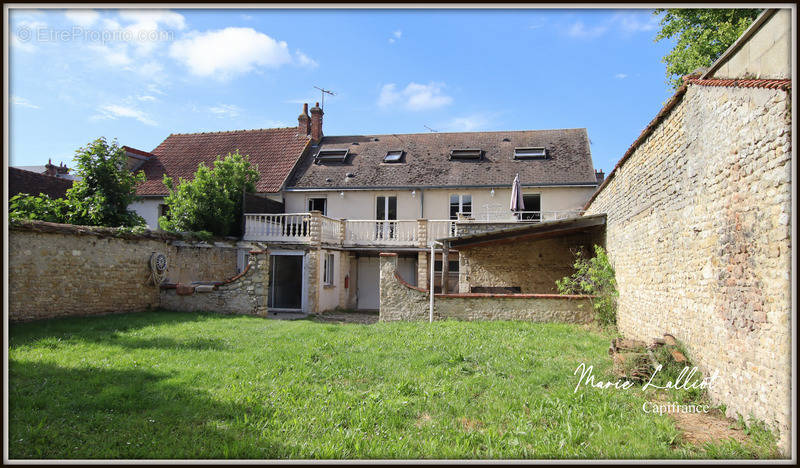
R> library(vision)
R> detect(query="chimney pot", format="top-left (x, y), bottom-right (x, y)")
top-left (310, 102), bottom-right (323, 144)
top-left (297, 103), bottom-right (311, 136)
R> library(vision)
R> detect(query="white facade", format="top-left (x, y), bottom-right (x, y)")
top-left (129, 197), bottom-right (164, 229)
top-left (283, 186), bottom-right (595, 221)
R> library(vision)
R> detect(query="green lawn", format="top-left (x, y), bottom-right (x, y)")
top-left (8, 311), bottom-right (777, 459)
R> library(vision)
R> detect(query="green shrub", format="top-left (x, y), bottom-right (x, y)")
top-left (556, 245), bottom-right (618, 326)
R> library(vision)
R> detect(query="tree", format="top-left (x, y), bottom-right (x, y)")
top-left (556, 245), bottom-right (618, 326)
top-left (158, 151), bottom-right (259, 237)
top-left (654, 8), bottom-right (762, 89)
top-left (10, 137), bottom-right (146, 228)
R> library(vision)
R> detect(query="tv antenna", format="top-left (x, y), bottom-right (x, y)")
top-left (314, 86), bottom-right (336, 110)
top-left (424, 125), bottom-right (438, 133)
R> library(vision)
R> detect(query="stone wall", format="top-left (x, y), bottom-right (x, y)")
top-left (458, 230), bottom-right (602, 294)
top-left (379, 253), bottom-right (594, 323)
top-left (584, 83), bottom-right (792, 451)
top-left (9, 220), bottom-right (239, 322)
top-left (160, 250), bottom-right (270, 316)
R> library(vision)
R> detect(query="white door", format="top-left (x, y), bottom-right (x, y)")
top-left (357, 257), bottom-right (380, 310)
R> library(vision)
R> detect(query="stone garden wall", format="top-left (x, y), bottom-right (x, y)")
top-left (457, 230), bottom-right (603, 294)
top-left (160, 250), bottom-right (270, 316)
top-left (584, 82), bottom-right (792, 451)
top-left (8, 220), bottom-right (239, 321)
top-left (379, 253), bottom-right (594, 323)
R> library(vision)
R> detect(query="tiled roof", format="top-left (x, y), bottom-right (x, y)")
top-left (286, 128), bottom-right (597, 189)
top-left (584, 77), bottom-right (791, 210)
top-left (688, 78), bottom-right (790, 90)
top-left (9, 167), bottom-right (74, 199)
top-left (136, 128), bottom-right (310, 196)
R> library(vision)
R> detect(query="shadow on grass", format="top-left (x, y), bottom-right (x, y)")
top-left (8, 360), bottom-right (283, 459)
top-left (9, 310), bottom-right (234, 348)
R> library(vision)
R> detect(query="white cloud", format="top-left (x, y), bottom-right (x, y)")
top-left (615, 73), bottom-right (628, 79)
top-left (209, 104), bottom-right (242, 118)
top-left (378, 82), bottom-right (453, 111)
top-left (88, 44), bottom-right (132, 66)
top-left (441, 114), bottom-right (495, 132)
top-left (295, 50), bottom-right (318, 68)
top-left (388, 29), bottom-right (402, 43)
top-left (138, 95), bottom-right (157, 102)
top-left (613, 12), bottom-right (660, 33)
top-left (169, 27), bottom-right (293, 79)
top-left (94, 104), bottom-right (156, 126)
top-left (262, 119), bottom-right (290, 128)
top-left (64, 9), bottom-right (100, 27)
top-left (11, 95), bottom-right (40, 109)
top-left (566, 21), bottom-right (608, 39)
top-left (11, 34), bottom-right (36, 52)
top-left (116, 10), bottom-right (186, 56)
top-left (565, 12), bottom-right (661, 39)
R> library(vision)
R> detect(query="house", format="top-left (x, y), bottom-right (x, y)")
top-left (13, 159), bottom-right (78, 181)
top-left (130, 100), bottom-right (601, 314)
top-left (9, 166), bottom-right (74, 199)
top-left (129, 127), bottom-right (311, 228)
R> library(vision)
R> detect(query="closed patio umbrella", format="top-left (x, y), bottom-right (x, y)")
top-left (510, 173), bottom-right (524, 218)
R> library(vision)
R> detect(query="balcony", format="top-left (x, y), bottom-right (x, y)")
top-left (243, 210), bottom-right (584, 247)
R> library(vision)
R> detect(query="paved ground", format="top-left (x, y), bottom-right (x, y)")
top-left (311, 311), bottom-right (379, 324)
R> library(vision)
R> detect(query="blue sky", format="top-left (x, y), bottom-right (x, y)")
top-left (9, 8), bottom-right (676, 173)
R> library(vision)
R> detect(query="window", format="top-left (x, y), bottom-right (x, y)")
top-left (449, 149), bottom-right (482, 160)
top-left (514, 147), bottom-right (547, 159)
top-left (520, 194), bottom-right (541, 221)
top-left (384, 150), bottom-right (404, 163)
top-left (308, 198), bottom-right (327, 215)
top-left (376, 196), bottom-right (398, 239)
top-left (449, 194), bottom-right (472, 220)
top-left (434, 260), bottom-right (460, 272)
top-left (323, 253), bottom-right (335, 286)
top-left (315, 149), bottom-right (349, 164)
top-left (159, 203), bottom-right (170, 219)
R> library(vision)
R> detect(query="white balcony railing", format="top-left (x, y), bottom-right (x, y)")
top-left (320, 215), bottom-right (341, 244)
top-left (243, 213), bottom-right (310, 242)
top-left (243, 211), bottom-right (581, 244)
top-left (428, 219), bottom-right (457, 242)
top-left (344, 220), bottom-right (418, 246)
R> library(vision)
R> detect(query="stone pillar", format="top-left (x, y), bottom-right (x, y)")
top-left (338, 251), bottom-right (349, 309)
top-left (339, 219), bottom-right (347, 245)
top-left (441, 240), bottom-right (450, 293)
top-left (417, 251), bottom-right (429, 291)
top-left (306, 248), bottom-right (320, 314)
top-left (308, 211), bottom-right (322, 246)
top-left (253, 249), bottom-right (270, 315)
top-left (416, 219), bottom-right (428, 248)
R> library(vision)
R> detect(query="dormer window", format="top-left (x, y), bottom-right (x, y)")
top-left (384, 150), bottom-right (404, 163)
top-left (514, 147), bottom-right (547, 160)
top-left (315, 148), bottom-right (349, 164)
top-left (449, 149), bottom-right (482, 160)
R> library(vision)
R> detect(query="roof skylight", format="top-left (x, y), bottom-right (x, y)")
top-left (315, 148), bottom-right (349, 164)
top-left (514, 147), bottom-right (547, 160)
top-left (449, 149), bottom-right (483, 160)
top-left (384, 150), bottom-right (404, 163)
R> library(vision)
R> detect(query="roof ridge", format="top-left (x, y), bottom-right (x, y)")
top-left (168, 126), bottom-right (297, 136)
top-left (324, 128), bottom-right (587, 139)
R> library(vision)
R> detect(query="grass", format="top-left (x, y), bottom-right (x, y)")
top-left (8, 310), bottom-right (778, 459)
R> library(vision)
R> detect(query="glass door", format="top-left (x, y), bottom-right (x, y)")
top-left (376, 196), bottom-right (397, 240)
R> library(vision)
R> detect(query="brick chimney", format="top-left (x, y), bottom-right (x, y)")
top-left (44, 159), bottom-right (58, 177)
top-left (595, 169), bottom-right (605, 184)
top-left (310, 102), bottom-right (323, 144)
top-left (297, 103), bottom-right (310, 136)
